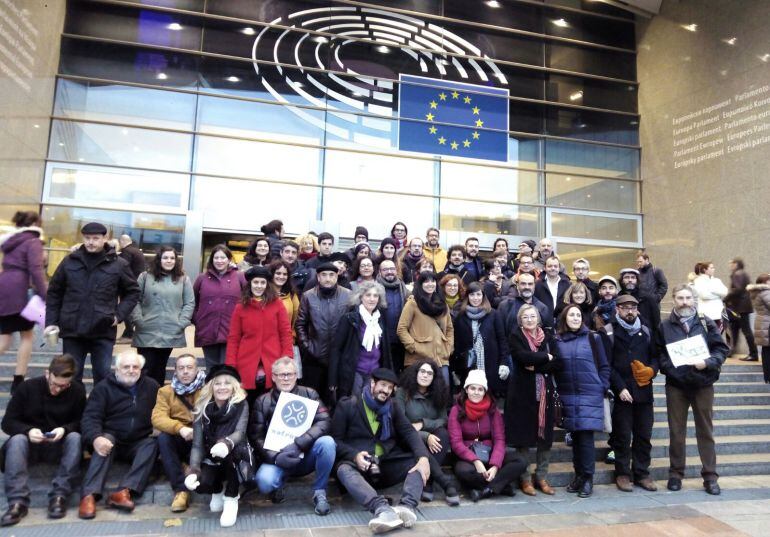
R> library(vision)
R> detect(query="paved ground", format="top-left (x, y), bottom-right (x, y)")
top-left (5, 476), bottom-right (770, 537)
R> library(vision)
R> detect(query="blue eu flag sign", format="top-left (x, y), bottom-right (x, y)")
top-left (398, 74), bottom-right (509, 162)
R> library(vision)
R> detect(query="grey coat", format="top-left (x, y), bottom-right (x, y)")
top-left (131, 272), bottom-right (195, 348)
top-left (748, 284), bottom-right (770, 347)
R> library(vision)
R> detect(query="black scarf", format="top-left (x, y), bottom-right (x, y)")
top-left (415, 290), bottom-right (447, 318)
top-left (202, 400), bottom-right (245, 448)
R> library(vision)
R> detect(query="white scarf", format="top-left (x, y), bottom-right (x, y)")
top-left (359, 304), bottom-right (382, 352)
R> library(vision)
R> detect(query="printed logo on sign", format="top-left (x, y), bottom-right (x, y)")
top-left (281, 400), bottom-right (309, 428)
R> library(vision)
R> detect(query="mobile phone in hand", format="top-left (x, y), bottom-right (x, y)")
top-left (44, 431), bottom-right (56, 439)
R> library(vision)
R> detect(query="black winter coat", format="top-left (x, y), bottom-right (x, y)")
top-left (452, 309), bottom-right (512, 396)
top-left (248, 385), bottom-right (330, 464)
top-left (120, 243), bottom-right (146, 278)
top-left (638, 264), bottom-right (668, 303)
top-left (620, 288), bottom-right (661, 339)
top-left (81, 374), bottom-right (159, 445)
top-left (296, 286), bottom-right (352, 366)
top-left (498, 296), bottom-right (553, 331)
top-left (1, 376), bottom-right (86, 436)
top-left (329, 309), bottom-right (393, 397)
top-left (534, 276), bottom-right (571, 322)
top-left (600, 321), bottom-right (658, 404)
top-left (505, 328), bottom-right (562, 448)
top-left (46, 246), bottom-right (141, 339)
top-left (331, 394), bottom-right (429, 463)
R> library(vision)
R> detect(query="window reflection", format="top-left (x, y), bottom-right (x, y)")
top-left (546, 174), bottom-right (638, 213)
top-left (324, 150), bottom-right (434, 195)
top-left (441, 163), bottom-right (539, 205)
top-left (440, 200), bottom-right (540, 237)
top-left (550, 210), bottom-right (640, 244)
top-left (545, 140), bottom-right (639, 179)
top-left (555, 242), bottom-right (639, 280)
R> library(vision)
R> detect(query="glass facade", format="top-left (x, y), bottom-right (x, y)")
top-left (41, 0), bottom-right (641, 276)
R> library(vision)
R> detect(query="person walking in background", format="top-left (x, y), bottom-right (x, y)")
top-left (748, 274), bottom-right (770, 383)
top-left (691, 261), bottom-right (728, 331)
top-left (131, 246), bottom-right (194, 386)
top-left (0, 211), bottom-right (47, 393)
top-left (636, 251), bottom-right (668, 304)
top-left (192, 245), bottom-right (246, 371)
top-left (725, 257), bottom-right (759, 361)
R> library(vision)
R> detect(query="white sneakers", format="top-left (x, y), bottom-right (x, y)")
top-left (220, 495), bottom-right (239, 528)
top-left (209, 491), bottom-right (224, 513)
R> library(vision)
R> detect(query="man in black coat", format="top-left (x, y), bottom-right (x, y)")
top-left (499, 273), bottom-right (552, 332)
top-left (376, 260), bottom-right (410, 373)
top-left (78, 352), bottom-right (160, 519)
top-left (619, 268), bottom-right (660, 339)
top-left (250, 358), bottom-right (334, 516)
top-left (636, 251), bottom-right (668, 304)
top-left (599, 295), bottom-right (658, 493)
top-left (332, 368), bottom-right (430, 534)
top-left (117, 234), bottom-right (145, 339)
top-left (535, 255), bottom-right (571, 323)
top-left (1, 355), bottom-right (86, 526)
top-left (441, 245), bottom-right (472, 286)
top-left (45, 222), bottom-right (140, 384)
top-left (725, 257), bottom-right (758, 360)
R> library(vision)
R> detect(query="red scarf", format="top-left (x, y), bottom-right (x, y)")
top-left (464, 395), bottom-right (492, 421)
top-left (523, 327), bottom-right (545, 352)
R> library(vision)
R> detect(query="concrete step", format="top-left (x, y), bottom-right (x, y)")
top-left (653, 382), bottom-right (770, 394)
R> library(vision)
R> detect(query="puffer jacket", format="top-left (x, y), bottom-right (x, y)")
top-left (553, 326), bottom-right (610, 432)
top-left (295, 285), bottom-right (352, 366)
top-left (248, 385), bottom-right (331, 464)
top-left (692, 274), bottom-right (728, 322)
top-left (45, 245), bottom-right (140, 340)
top-left (131, 272), bottom-right (194, 348)
top-left (397, 296), bottom-right (454, 368)
top-left (748, 284), bottom-right (770, 347)
top-left (0, 227), bottom-right (47, 316)
top-left (192, 267), bottom-right (245, 347)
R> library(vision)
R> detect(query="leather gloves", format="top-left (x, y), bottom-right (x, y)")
top-left (631, 360), bottom-right (655, 387)
top-left (275, 442), bottom-right (303, 469)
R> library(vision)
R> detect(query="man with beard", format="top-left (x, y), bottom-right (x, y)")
top-left (533, 238), bottom-right (565, 273)
top-left (599, 295), bottom-right (658, 493)
top-left (376, 260), bottom-right (410, 373)
top-left (78, 352), bottom-right (160, 519)
top-left (619, 268), bottom-right (660, 338)
top-left (400, 238), bottom-right (424, 285)
top-left (657, 284), bottom-right (728, 496)
top-left (422, 228), bottom-right (447, 273)
top-left (304, 232), bottom-right (335, 270)
top-left (441, 245), bottom-right (471, 285)
top-left (592, 276), bottom-right (619, 330)
top-left (332, 368), bottom-right (430, 534)
top-left (499, 273), bottom-right (552, 332)
top-left (296, 263), bottom-right (352, 399)
top-left (463, 237), bottom-right (484, 283)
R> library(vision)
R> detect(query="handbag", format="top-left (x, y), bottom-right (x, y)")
top-left (552, 388), bottom-right (565, 429)
top-left (20, 293), bottom-right (45, 327)
top-left (231, 441), bottom-right (256, 484)
top-left (587, 332), bottom-right (613, 434)
top-left (470, 441), bottom-right (491, 464)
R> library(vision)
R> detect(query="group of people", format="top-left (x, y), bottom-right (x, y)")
top-left (0, 213), bottom-right (762, 532)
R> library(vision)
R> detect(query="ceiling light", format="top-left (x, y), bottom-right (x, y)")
top-left (760, 54), bottom-right (770, 62)
top-left (565, 177), bottom-right (571, 181)
top-left (630, 120), bottom-right (639, 125)
top-left (241, 27), bottom-right (256, 35)
top-left (226, 76), bottom-right (240, 82)
top-left (78, 157), bottom-right (85, 162)
top-left (723, 37), bottom-right (736, 45)
top-left (682, 23), bottom-right (697, 32)
top-left (552, 18), bottom-right (568, 28)
top-left (156, 72), bottom-right (168, 80)
top-left (58, 142), bottom-right (64, 147)
top-left (167, 22), bottom-right (182, 31)
top-left (313, 36), bottom-right (329, 44)
top-left (485, 0), bottom-right (501, 7)
top-left (121, 128), bottom-right (129, 135)
top-left (33, 124), bottom-right (40, 128)
top-left (569, 90), bottom-right (583, 101)
top-left (376, 45), bottom-right (390, 53)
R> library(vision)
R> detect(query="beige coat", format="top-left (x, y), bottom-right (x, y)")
top-left (397, 296), bottom-right (454, 367)
top-left (151, 384), bottom-right (199, 435)
top-left (748, 284), bottom-right (770, 347)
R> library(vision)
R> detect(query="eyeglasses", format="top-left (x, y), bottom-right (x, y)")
top-left (381, 267), bottom-right (397, 272)
top-left (274, 372), bottom-right (297, 380)
top-left (418, 369), bottom-right (434, 376)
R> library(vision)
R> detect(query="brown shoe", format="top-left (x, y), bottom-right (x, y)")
top-left (635, 477), bottom-right (658, 491)
top-left (171, 491), bottom-right (190, 513)
top-left (615, 475), bottom-right (633, 492)
top-left (534, 478), bottom-right (555, 495)
top-left (107, 488), bottom-right (135, 512)
top-left (78, 495), bottom-right (96, 519)
top-left (520, 479), bottom-right (537, 496)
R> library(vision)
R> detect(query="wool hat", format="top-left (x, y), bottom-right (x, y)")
top-left (619, 267), bottom-right (640, 278)
top-left (520, 239), bottom-right (537, 252)
top-left (329, 252), bottom-right (350, 265)
top-left (598, 275), bottom-right (619, 288)
top-left (379, 237), bottom-right (398, 252)
top-left (616, 294), bottom-right (639, 305)
top-left (205, 364), bottom-right (241, 384)
top-left (315, 262), bottom-right (338, 274)
top-left (354, 226), bottom-right (369, 240)
top-left (370, 367), bottom-right (398, 385)
top-left (244, 266), bottom-right (271, 282)
top-left (464, 369), bottom-right (488, 391)
top-left (80, 222), bottom-right (108, 235)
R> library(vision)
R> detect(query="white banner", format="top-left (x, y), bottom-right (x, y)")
top-left (666, 335), bottom-right (711, 367)
top-left (263, 391), bottom-right (319, 452)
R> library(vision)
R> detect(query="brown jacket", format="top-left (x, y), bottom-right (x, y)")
top-left (397, 296), bottom-right (454, 367)
top-left (151, 384), bottom-right (199, 435)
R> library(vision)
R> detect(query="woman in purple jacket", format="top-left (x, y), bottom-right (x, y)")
top-left (0, 211), bottom-right (47, 393)
top-left (448, 370), bottom-right (526, 502)
top-left (193, 245), bottom-right (246, 371)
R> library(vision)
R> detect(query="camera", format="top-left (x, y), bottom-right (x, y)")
top-left (364, 454), bottom-right (381, 480)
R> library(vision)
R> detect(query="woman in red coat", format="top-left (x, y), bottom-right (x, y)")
top-left (226, 266), bottom-right (292, 404)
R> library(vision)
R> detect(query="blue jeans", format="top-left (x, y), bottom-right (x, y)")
top-left (255, 436), bottom-right (335, 493)
top-left (63, 337), bottom-right (114, 385)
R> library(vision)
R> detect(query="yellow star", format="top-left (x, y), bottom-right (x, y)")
top-left (463, 139), bottom-right (471, 148)
top-left (450, 141), bottom-right (459, 150)
top-left (475, 119), bottom-right (484, 127)
top-left (429, 125), bottom-right (437, 134)
top-left (438, 92), bottom-right (447, 101)
top-left (451, 91), bottom-right (459, 99)
top-left (472, 131), bottom-right (480, 139)
top-left (429, 100), bottom-right (438, 109)
top-left (472, 106), bottom-right (480, 115)
top-left (438, 136), bottom-right (446, 145)
top-left (464, 96), bottom-right (471, 104)
top-left (426, 112), bottom-right (435, 121)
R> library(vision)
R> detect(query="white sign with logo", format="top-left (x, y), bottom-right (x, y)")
top-left (263, 391), bottom-right (319, 452)
top-left (666, 335), bottom-right (711, 367)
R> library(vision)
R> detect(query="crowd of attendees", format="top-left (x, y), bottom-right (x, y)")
top-left (1, 212), bottom-right (764, 532)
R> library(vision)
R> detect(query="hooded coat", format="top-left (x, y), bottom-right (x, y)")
top-left (0, 227), bottom-right (47, 316)
top-left (748, 284), bottom-right (770, 347)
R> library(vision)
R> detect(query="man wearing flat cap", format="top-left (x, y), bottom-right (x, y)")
top-left (331, 368), bottom-right (431, 534)
top-left (45, 222), bottom-right (140, 384)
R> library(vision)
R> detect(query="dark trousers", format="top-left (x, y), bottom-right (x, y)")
top-left (424, 428), bottom-right (454, 490)
top-left (81, 437), bottom-right (158, 498)
top-left (4, 432), bottom-right (82, 505)
top-left (729, 313), bottom-right (758, 358)
top-left (300, 361), bottom-right (329, 403)
top-left (63, 337), bottom-right (114, 385)
top-left (138, 347), bottom-right (173, 386)
top-left (453, 447), bottom-right (527, 494)
top-left (202, 343), bottom-right (227, 372)
top-left (197, 459), bottom-right (240, 498)
top-left (390, 343), bottom-right (405, 374)
top-left (571, 430), bottom-right (596, 478)
top-left (666, 383), bottom-right (717, 481)
top-left (336, 449), bottom-right (424, 513)
top-left (762, 346), bottom-right (770, 383)
top-left (157, 433), bottom-right (191, 493)
top-left (612, 401), bottom-right (654, 480)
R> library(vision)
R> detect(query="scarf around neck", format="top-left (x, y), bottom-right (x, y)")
top-left (616, 314), bottom-right (642, 335)
top-left (466, 306), bottom-right (487, 371)
top-left (172, 369), bottom-right (206, 395)
top-left (464, 395), bottom-right (492, 421)
top-left (596, 298), bottom-right (617, 322)
top-left (523, 326), bottom-right (545, 352)
top-left (359, 304), bottom-right (382, 352)
top-left (415, 292), bottom-right (447, 318)
top-left (362, 383), bottom-right (393, 441)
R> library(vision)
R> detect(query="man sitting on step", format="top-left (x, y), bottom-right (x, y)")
top-left (151, 353), bottom-right (205, 513)
top-left (250, 357), bottom-right (335, 516)
top-left (78, 351), bottom-right (160, 519)
top-left (1, 354), bottom-right (86, 526)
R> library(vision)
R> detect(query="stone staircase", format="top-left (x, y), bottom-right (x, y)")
top-left (1, 346), bottom-right (770, 509)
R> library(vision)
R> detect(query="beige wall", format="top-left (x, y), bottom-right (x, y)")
top-left (0, 0), bottom-right (65, 222)
top-left (637, 0), bottom-right (770, 309)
